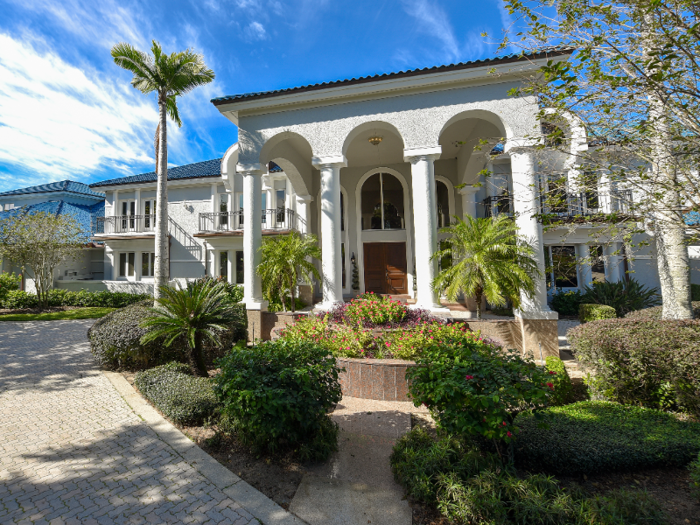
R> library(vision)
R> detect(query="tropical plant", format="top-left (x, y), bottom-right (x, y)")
top-left (581, 278), bottom-right (660, 317)
top-left (111, 40), bottom-right (215, 299)
top-left (0, 272), bottom-right (21, 303)
top-left (257, 231), bottom-right (321, 312)
top-left (140, 279), bottom-right (238, 377)
top-left (0, 211), bottom-right (86, 309)
top-left (431, 215), bottom-right (540, 319)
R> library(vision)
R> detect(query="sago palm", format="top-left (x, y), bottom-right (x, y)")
top-left (140, 279), bottom-right (236, 377)
top-left (257, 232), bottom-right (322, 312)
top-left (431, 215), bottom-right (540, 319)
top-left (111, 40), bottom-right (215, 299)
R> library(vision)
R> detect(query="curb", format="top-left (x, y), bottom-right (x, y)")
top-left (103, 371), bottom-right (308, 525)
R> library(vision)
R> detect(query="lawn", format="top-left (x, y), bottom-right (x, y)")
top-left (0, 307), bottom-right (115, 321)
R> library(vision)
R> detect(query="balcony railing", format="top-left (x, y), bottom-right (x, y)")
top-left (94, 215), bottom-right (156, 234)
top-left (482, 195), bottom-right (513, 217)
top-left (199, 208), bottom-right (306, 234)
top-left (539, 190), bottom-right (634, 218)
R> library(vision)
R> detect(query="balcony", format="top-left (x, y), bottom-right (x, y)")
top-left (539, 190), bottom-right (634, 220)
top-left (198, 208), bottom-right (307, 234)
top-left (482, 194), bottom-right (513, 218)
top-left (93, 215), bottom-right (156, 235)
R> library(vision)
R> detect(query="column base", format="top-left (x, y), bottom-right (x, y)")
top-left (410, 303), bottom-right (452, 314)
top-left (514, 311), bottom-right (559, 363)
top-left (244, 299), bottom-right (269, 311)
top-left (314, 300), bottom-right (344, 311)
top-left (514, 308), bottom-right (559, 320)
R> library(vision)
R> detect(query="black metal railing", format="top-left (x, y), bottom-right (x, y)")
top-left (94, 215), bottom-right (156, 234)
top-left (482, 195), bottom-right (513, 218)
top-left (198, 208), bottom-right (306, 233)
top-left (539, 190), bottom-right (634, 218)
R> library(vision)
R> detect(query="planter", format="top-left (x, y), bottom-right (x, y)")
top-left (337, 357), bottom-right (416, 402)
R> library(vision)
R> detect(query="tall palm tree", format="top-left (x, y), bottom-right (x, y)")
top-left (258, 232), bottom-right (322, 312)
top-left (431, 215), bottom-right (540, 319)
top-left (141, 279), bottom-right (236, 377)
top-left (111, 40), bottom-right (215, 299)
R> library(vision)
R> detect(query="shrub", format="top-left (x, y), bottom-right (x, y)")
top-left (328, 294), bottom-right (434, 328)
top-left (580, 278), bottom-right (660, 317)
top-left (515, 401), bottom-right (700, 475)
top-left (692, 283), bottom-right (700, 301)
top-left (579, 303), bottom-right (616, 323)
top-left (407, 335), bottom-right (551, 460)
top-left (89, 300), bottom-right (243, 371)
top-left (0, 272), bottom-right (21, 303)
top-left (545, 356), bottom-right (575, 406)
top-left (625, 300), bottom-right (700, 320)
top-left (550, 289), bottom-right (583, 316)
top-left (134, 363), bottom-right (218, 425)
top-left (2, 290), bottom-right (38, 309)
top-left (690, 452), bottom-right (700, 501)
top-left (391, 428), bottom-right (665, 524)
top-left (215, 338), bottom-right (342, 461)
top-left (568, 319), bottom-right (700, 414)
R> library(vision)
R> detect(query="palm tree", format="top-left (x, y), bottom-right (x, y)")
top-left (431, 215), bottom-right (540, 319)
top-left (258, 232), bottom-right (322, 312)
top-left (111, 40), bottom-right (215, 299)
top-left (140, 279), bottom-right (236, 377)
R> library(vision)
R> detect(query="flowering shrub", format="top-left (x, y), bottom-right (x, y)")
top-left (328, 293), bottom-right (433, 328)
top-left (382, 322), bottom-right (491, 361)
top-left (279, 316), bottom-right (379, 358)
top-left (545, 356), bottom-right (575, 406)
top-left (568, 319), bottom-right (700, 415)
top-left (407, 336), bottom-right (551, 461)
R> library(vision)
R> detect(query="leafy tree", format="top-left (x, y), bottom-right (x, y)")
top-left (0, 211), bottom-right (85, 309)
top-left (257, 231), bottom-right (321, 312)
top-left (111, 40), bottom-right (215, 299)
top-left (140, 279), bottom-right (237, 377)
top-left (498, 0), bottom-right (699, 319)
top-left (431, 215), bottom-right (540, 319)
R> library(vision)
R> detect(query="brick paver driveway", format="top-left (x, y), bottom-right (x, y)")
top-left (0, 321), bottom-right (256, 525)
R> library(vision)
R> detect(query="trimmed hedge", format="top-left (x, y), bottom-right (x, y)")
top-left (88, 301), bottom-right (246, 370)
top-left (134, 363), bottom-right (218, 425)
top-left (1, 288), bottom-right (150, 309)
top-left (0, 273), bottom-right (21, 303)
top-left (550, 289), bottom-right (583, 316)
top-left (625, 300), bottom-right (700, 320)
top-left (568, 318), bottom-right (700, 414)
top-left (515, 401), bottom-right (700, 475)
top-left (579, 303), bottom-right (616, 323)
top-left (545, 356), bottom-right (575, 406)
top-left (2, 290), bottom-right (38, 309)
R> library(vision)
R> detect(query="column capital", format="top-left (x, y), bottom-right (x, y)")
top-left (296, 194), bottom-right (314, 204)
top-left (312, 155), bottom-right (347, 169)
top-left (403, 146), bottom-right (442, 163)
top-left (458, 185), bottom-right (480, 196)
top-left (237, 162), bottom-right (264, 175)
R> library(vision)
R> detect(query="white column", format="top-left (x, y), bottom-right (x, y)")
top-left (404, 147), bottom-right (449, 312)
top-left (604, 242), bottom-right (623, 282)
top-left (227, 250), bottom-right (233, 284)
top-left (458, 186), bottom-right (479, 219)
top-left (312, 156), bottom-right (346, 309)
top-left (239, 164), bottom-right (267, 310)
top-left (576, 244), bottom-right (593, 287)
top-left (296, 195), bottom-right (313, 234)
top-left (509, 145), bottom-right (557, 319)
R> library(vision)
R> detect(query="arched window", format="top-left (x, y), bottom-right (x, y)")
top-left (361, 173), bottom-right (405, 230)
top-left (436, 181), bottom-right (450, 228)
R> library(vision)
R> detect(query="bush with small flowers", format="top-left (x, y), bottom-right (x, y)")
top-left (407, 336), bottom-right (552, 463)
top-left (328, 293), bottom-right (434, 328)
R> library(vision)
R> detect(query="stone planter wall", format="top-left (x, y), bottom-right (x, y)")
top-left (337, 357), bottom-right (416, 402)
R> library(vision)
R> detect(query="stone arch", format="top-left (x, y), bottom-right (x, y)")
top-left (341, 120), bottom-right (406, 159)
top-left (220, 142), bottom-right (239, 191)
top-left (268, 157), bottom-right (310, 198)
top-left (259, 130), bottom-right (314, 165)
top-left (258, 131), bottom-right (314, 197)
top-left (438, 109), bottom-right (511, 143)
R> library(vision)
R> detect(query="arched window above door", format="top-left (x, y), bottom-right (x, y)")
top-left (360, 172), bottom-right (405, 230)
top-left (436, 180), bottom-right (450, 228)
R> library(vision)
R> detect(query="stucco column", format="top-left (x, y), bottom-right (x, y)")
top-left (576, 244), bottom-right (593, 287)
top-left (458, 186), bottom-right (479, 219)
top-left (604, 242), bottom-right (623, 282)
top-left (296, 195), bottom-right (313, 235)
top-left (239, 164), bottom-right (267, 311)
top-left (405, 147), bottom-right (449, 312)
top-left (509, 145), bottom-right (557, 319)
top-left (312, 156), bottom-right (346, 309)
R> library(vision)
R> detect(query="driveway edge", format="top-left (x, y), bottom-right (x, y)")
top-left (103, 370), bottom-right (307, 525)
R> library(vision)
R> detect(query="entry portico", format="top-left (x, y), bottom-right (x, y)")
top-left (212, 50), bottom-right (570, 322)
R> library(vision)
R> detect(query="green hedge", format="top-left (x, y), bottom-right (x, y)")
top-left (0, 273), bottom-right (21, 304)
top-left (545, 356), bottom-right (575, 406)
top-left (2, 290), bottom-right (38, 309)
top-left (550, 289), bottom-right (584, 316)
top-left (515, 401), bottom-right (700, 475)
top-left (579, 303), bottom-right (616, 323)
top-left (134, 363), bottom-right (218, 425)
top-left (1, 288), bottom-right (150, 309)
top-left (625, 301), bottom-right (700, 320)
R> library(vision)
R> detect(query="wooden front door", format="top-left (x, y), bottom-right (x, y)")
top-left (363, 242), bottom-right (408, 294)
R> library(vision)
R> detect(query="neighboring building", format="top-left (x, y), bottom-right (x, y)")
top-left (0, 181), bottom-right (106, 288)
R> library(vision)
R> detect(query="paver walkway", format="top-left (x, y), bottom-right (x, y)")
top-left (0, 321), bottom-right (258, 525)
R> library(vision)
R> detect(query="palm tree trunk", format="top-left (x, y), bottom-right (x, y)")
top-left (189, 333), bottom-right (208, 377)
top-left (154, 92), bottom-right (169, 301)
top-left (290, 271), bottom-right (297, 313)
top-left (475, 288), bottom-right (483, 320)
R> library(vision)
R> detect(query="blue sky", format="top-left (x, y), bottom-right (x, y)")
top-left (0, 0), bottom-right (516, 193)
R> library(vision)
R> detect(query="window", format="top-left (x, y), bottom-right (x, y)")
top-left (361, 173), bottom-right (405, 230)
top-left (121, 200), bottom-right (136, 230)
top-left (220, 251), bottom-right (228, 280)
top-left (220, 194), bottom-right (228, 228)
top-left (340, 192), bottom-right (345, 232)
top-left (590, 246), bottom-right (605, 282)
top-left (341, 243), bottom-right (346, 288)
top-left (545, 246), bottom-right (578, 288)
top-left (237, 194), bottom-right (267, 225)
top-left (436, 181), bottom-right (450, 228)
top-left (3, 203), bottom-right (14, 211)
top-left (119, 252), bottom-right (135, 277)
top-left (235, 251), bottom-right (244, 284)
top-left (144, 199), bottom-right (156, 229)
top-left (142, 253), bottom-right (155, 277)
top-left (276, 189), bottom-right (286, 223)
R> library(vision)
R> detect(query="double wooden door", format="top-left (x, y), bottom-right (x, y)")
top-left (363, 242), bottom-right (408, 294)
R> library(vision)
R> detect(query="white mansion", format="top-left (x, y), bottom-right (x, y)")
top-left (2, 49), bottom-right (694, 320)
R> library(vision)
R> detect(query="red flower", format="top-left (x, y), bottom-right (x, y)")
top-left (465, 375), bottom-right (474, 380)
top-left (502, 421), bottom-right (507, 426)
top-left (549, 370), bottom-right (557, 375)
top-left (507, 431), bottom-right (512, 437)
top-left (547, 382), bottom-right (554, 389)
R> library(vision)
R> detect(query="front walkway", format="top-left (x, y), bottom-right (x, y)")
top-left (0, 321), bottom-right (259, 525)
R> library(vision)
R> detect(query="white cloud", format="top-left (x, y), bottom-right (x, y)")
top-left (245, 21), bottom-right (267, 41)
top-left (402, 0), bottom-right (460, 63)
top-left (0, 33), bottom-right (160, 189)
